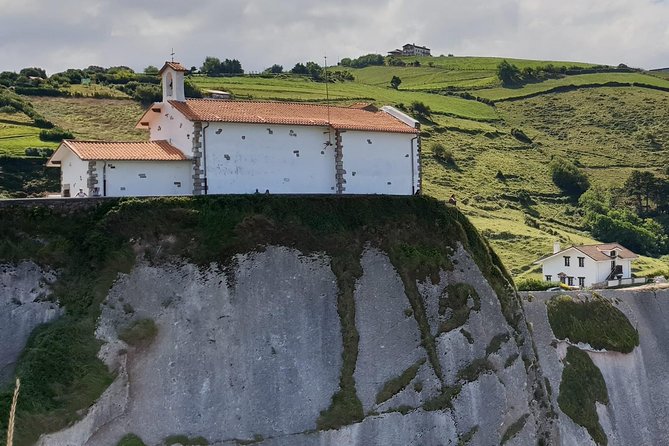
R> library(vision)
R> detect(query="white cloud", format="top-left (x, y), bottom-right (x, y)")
top-left (0, 0), bottom-right (667, 74)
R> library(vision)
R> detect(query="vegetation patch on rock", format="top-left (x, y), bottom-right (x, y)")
top-left (438, 283), bottom-right (481, 333)
top-left (501, 413), bottom-right (530, 444)
top-left (117, 433), bottom-right (147, 446)
top-left (164, 434), bottom-right (209, 445)
top-left (547, 294), bottom-right (639, 353)
top-left (119, 318), bottom-right (158, 347)
top-left (558, 346), bottom-right (609, 445)
top-left (375, 358), bottom-right (425, 405)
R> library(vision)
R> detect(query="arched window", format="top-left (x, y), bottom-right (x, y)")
top-left (165, 72), bottom-right (173, 97)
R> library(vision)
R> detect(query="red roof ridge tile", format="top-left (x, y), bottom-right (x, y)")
top-left (165, 99), bottom-right (418, 134)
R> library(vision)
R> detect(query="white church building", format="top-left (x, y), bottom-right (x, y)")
top-left (48, 61), bottom-right (421, 197)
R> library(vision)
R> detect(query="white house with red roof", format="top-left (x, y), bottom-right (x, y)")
top-left (48, 61), bottom-right (421, 197)
top-left (534, 242), bottom-right (644, 288)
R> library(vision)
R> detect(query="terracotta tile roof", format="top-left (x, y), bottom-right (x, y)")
top-left (59, 140), bottom-right (189, 161)
top-left (535, 243), bottom-right (638, 263)
top-left (159, 61), bottom-right (188, 74)
top-left (574, 244), bottom-right (638, 261)
top-left (167, 99), bottom-right (419, 134)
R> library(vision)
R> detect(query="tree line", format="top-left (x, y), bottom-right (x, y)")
top-left (550, 157), bottom-right (669, 257)
top-left (496, 60), bottom-right (639, 87)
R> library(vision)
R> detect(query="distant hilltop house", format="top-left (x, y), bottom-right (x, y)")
top-left (47, 61), bottom-right (421, 197)
top-left (388, 43), bottom-right (432, 57)
top-left (535, 242), bottom-right (645, 289)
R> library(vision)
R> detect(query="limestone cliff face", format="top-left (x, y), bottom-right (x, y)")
top-left (0, 262), bottom-right (60, 384)
top-left (4, 197), bottom-right (667, 446)
top-left (524, 289), bottom-right (669, 446)
top-left (32, 245), bottom-right (549, 446)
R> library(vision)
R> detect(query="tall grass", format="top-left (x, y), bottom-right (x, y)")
top-left (6, 378), bottom-right (20, 446)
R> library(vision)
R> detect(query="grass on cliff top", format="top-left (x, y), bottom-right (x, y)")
top-left (0, 195), bottom-right (517, 441)
top-left (546, 294), bottom-right (639, 353)
top-left (558, 346), bottom-right (609, 445)
top-left (30, 96), bottom-right (146, 142)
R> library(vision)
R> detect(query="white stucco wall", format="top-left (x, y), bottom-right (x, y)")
top-left (203, 123), bottom-right (336, 194)
top-left (340, 130), bottom-right (417, 195)
top-left (148, 102), bottom-right (194, 154)
top-left (542, 248), bottom-right (634, 287)
top-left (541, 248), bottom-right (599, 287)
top-left (60, 149), bottom-right (89, 196)
top-left (101, 161), bottom-right (193, 197)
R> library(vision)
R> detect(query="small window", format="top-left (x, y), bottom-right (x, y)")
top-left (578, 277), bottom-right (585, 287)
top-left (567, 277), bottom-right (574, 286)
top-left (564, 256), bottom-right (570, 267)
top-left (545, 275), bottom-right (552, 282)
top-left (578, 257), bottom-right (585, 267)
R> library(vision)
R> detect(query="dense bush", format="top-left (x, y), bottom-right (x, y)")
top-left (39, 128), bottom-right (74, 142)
top-left (132, 84), bottom-right (162, 104)
top-left (515, 278), bottom-right (558, 291)
top-left (390, 75), bottom-right (402, 89)
top-left (550, 158), bottom-right (590, 196)
top-left (340, 54), bottom-right (384, 68)
top-left (200, 56), bottom-right (244, 76)
top-left (410, 101), bottom-right (432, 119)
top-left (511, 128), bottom-right (532, 144)
top-left (24, 147), bottom-right (55, 158)
top-left (432, 143), bottom-right (455, 165)
top-left (386, 57), bottom-right (406, 67)
top-left (588, 209), bottom-right (667, 256)
top-left (497, 60), bottom-right (522, 86)
top-left (579, 181), bottom-right (669, 257)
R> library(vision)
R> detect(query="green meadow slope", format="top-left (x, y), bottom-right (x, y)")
top-left (1, 55), bottom-right (668, 276)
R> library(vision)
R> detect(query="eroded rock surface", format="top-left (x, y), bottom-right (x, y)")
top-left (36, 245), bottom-right (550, 446)
top-left (524, 289), bottom-right (669, 446)
top-left (0, 261), bottom-right (59, 384)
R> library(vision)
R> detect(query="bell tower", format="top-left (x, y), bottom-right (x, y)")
top-left (159, 61), bottom-right (187, 102)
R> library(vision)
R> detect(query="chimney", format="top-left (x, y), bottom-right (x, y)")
top-left (553, 241), bottom-right (561, 254)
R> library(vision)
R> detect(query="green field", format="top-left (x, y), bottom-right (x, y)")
top-left (30, 97), bottom-right (146, 141)
top-left (192, 75), bottom-right (499, 120)
top-left (392, 55), bottom-right (599, 71)
top-left (422, 86), bottom-right (669, 276)
top-left (0, 112), bottom-right (57, 157)
top-left (349, 66), bottom-right (498, 91)
top-left (62, 84), bottom-right (131, 99)
top-left (1, 55), bottom-right (668, 276)
top-left (477, 72), bottom-right (669, 101)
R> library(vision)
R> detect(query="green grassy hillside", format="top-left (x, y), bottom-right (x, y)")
top-left (1, 55), bottom-right (668, 276)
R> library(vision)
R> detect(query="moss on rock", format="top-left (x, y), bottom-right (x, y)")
top-left (558, 346), bottom-right (609, 445)
top-left (547, 294), bottom-right (639, 353)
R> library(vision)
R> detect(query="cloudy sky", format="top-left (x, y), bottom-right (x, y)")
top-left (0, 0), bottom-right (667, 74)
